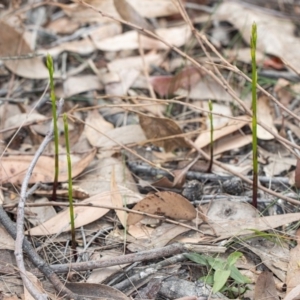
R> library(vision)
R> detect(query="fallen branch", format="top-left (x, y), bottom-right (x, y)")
top-left (33, 243), bottom-right (226, 276)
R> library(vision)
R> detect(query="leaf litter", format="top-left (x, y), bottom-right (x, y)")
top-left (1, 0), bottom-right (300, 299)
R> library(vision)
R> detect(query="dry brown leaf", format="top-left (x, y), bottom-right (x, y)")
top-left (108, 51), bottom-right (163, 72)
top-left (96, 25), bottom-right (191, 51)
top-left (126, 223), bottom-right (154, 240)
top-left (45, 23), bottom-right (122, 57)
top-left (264, 157), bottom-right (295, 177)
top-left (46, 16), bottom-right (80, 35)
top-left (92, 124), bottom-right (146, 149)
top-left (104, 69), bottom-right (140, 96)
top-left (0, 22), bottom-right (53, 79)
top-left (127, 191), bottom-right (196, 226)
top-left (274, 79), bottom-right (293, 107)
top-left (211, 212), bottom-right (300, 241)
top-left (60, 75), bottom-right (103, 98)
top-left (256, 95), bottom-right (278, 140)
top-left (286, 229), bottom-right (300, 294)
top-left (176, 74), bottom-right (245, 101)
top-left (25, 198), bottom-right (56, 226)
top-left (152, 167), bottom-right (186, 189)
top-left (150, 67), bottom-right (201, 97)
top-left (3, 112), bottom-right (48, 140)
top-left (113, 0), bottom-right (154, 31)
top-left (24, 272), bottom-right (45, 300)
top-left (284, 286), bottom-right (300, 300)
top-left (254, 271), bottom-right (279, 300)
top-left (84, 110), bottom-right (114, 147)
top-left (195, 115), bottom-right (251, 149)
top-left (139, 115), bottom-right (189, 152)
top-left (0, 149), bottom-right (96, 184)
top-left (207, 200), bottom-right (257, 221)
top-left (27, 191), bottom-right (112, 235)
top-left (66, 0), bottom-right (179, 23)
top-left (0, 225), bottom-right (15, 250)
top-left (215, 1), bottom-right (300, 73)
top-left (78, 157), bottom-right (142, 204)
top-left (225, 47), bottom-right (264, 65)
top-left (1, 296), bottom-right (19, 300)
top-left (87, 250), bottom-right (130, 284)
top-left (65, 282), bottom-right (129, 300)
top-left (127, 222), bottom-right (191, 251)
top-left (45, 38), bottom-right (96, 57)
top-left (110, 168), bottom-right (127, 228)
top-left (212, 133), bottom-right (252, 156)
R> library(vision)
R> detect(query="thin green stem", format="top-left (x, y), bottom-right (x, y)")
top-left (63, 113), bottom-right (76, 253)
top-left (46, 55), bottom-right (59, 201)
top-left (250, 23), bottom-right (258, 208)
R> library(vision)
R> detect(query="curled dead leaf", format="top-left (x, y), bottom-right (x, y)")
top-left (65, 282), bottom-right (129, 300)
top-left (286, 229), bottom-right (300, 294)
top-left (113, 0), bottom-right (154, 32)
top-left (0, 149), bottom-right (96, 184)
top-left (139, 115), bottom-right (189, 152)
top-left (150, 67), bottom-right (202, 97)
top-left (256, 95), bottom-right (278, 140)
top-left (27, 191), bottom-right (111, 235)
top-left (0, 22), bottom-right (54, 79)
top-left (127, 191), bottom-right (196, 225)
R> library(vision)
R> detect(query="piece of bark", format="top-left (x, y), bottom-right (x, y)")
top-left (159, 277), bottom-right (229, 299)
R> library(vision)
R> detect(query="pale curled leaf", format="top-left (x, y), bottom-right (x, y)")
top-left (79, 157), bottom-right (141, 203)
top-left (215, 1), bottom-right (300, 73)
top-left (89, 124), bottom-right (146, 149)
top-left (212, 212), bottom-right (300, 241)
top-left (195, 116), bottom-right (251, 149)
top-left (113, 0), bottom-right (154, 32)
top-left (256, 95), bottom-right (278, 140)
top-left (111, 168), bottom-right (127, 228)
top-left (95, 25), bottom-right (191, 51)
top-left (87, 250), bottom-right (130, 284)
top-left (27, 192), bottom-right (112, 235)
top-left (0, 149), bottom-right (96, 184)
top-left (0, 22), bottom-right (55, 79)
top-left (284, 285), bottom-right (300, 300)
top-left (67, 0), bottom-right (179, 20)
top-left (84, 110), bottom-right (114, 147)
top-left (127, 191), bottom-right (196, 225)
top-left (24, 271), bottom-right (46, 300)
top-left (3, 113), bottom-right (48, 140)
top-left (127, 222), bottom-right (190, 251)
top-left (286, 229), bottom-right (300, 294)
